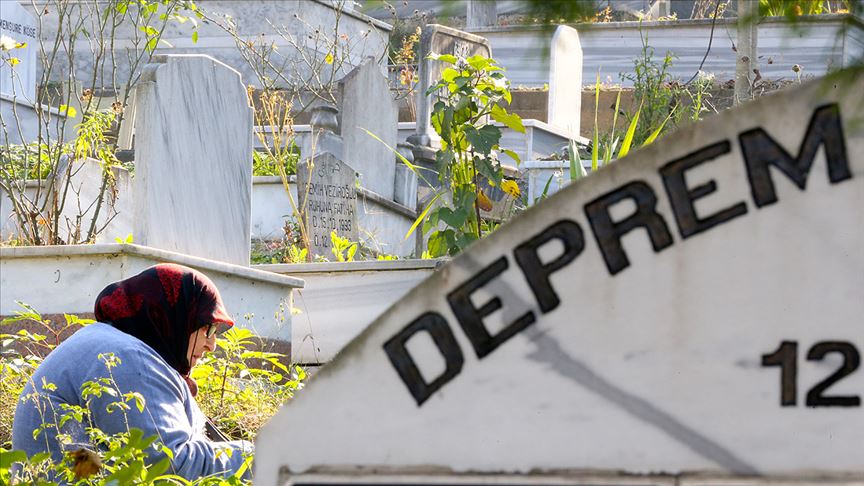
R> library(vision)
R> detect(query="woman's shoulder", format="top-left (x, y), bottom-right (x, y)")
top-left (57, 324), bottom-right (170, 370)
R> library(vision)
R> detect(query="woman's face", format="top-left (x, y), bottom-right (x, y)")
top-left (187, 325), bottom-right (216, 368)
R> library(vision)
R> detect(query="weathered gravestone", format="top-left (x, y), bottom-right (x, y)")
top-left (297, 152), bottom-right (359, 257)
top-left (547, 25), bottom-right (582, 138)
top-left (409, 24), bottom-right (492, 148)
top-left (133, 55), bottom-right (253, 266)
top-left (339, 57), bottom-right (398, 200)
top-left (0, 1), bottom-right (37, 101)
top-left (256, 70), bottom-right (864, 485)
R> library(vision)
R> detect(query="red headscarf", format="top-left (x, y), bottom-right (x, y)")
top-left (94, 264), bottom-right (234, 380)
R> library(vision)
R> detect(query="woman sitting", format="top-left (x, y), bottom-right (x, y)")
top-left (12, 263), bottom-right (253, 480)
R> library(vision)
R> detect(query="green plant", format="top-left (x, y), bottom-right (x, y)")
top-left (415, 53), bottom-right (524, 257)
top-left (0, 143), bottom-right (73, 180)
top-left (329, 230), bottom-right (358, 262)
top-left (252, 148), bottom-right (299, 177)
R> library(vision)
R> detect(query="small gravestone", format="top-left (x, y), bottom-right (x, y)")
top-left (257, 71), bottom-right (864, 485)
top-left (0, 1), bottom-right (38, 101)
top-left (297, 153), bottom-right (358, 258)
top-left (547, 25), bottom-right (582, 138)
top-left (410, 24), bottom-right (492, 147)
top-left (133, 55), bottom-right (253, 266)
top-left (339, 57), bottom-right (398, 199)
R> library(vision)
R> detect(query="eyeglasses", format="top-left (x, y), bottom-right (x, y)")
top-left (205, 323), bottom-right (219, 339)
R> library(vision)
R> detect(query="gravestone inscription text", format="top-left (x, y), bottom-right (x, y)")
top-left (298, 153), bottom-right (359, 257)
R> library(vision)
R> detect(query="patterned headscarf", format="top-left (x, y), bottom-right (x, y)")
top-left (94, 263), bottom-right (234, 378)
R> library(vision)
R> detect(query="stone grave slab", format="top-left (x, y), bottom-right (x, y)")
top-left (547, 25), bottom-right (582, 138)
top-left (411, 24), bottom-right (492, 147)
top-left (133, 55), bottom-right (253, 266)
top-left (339, 57), bottom-right (398, 200)
top-left (256, 72), bottom-right (864, 485)
top-left (0, 1), bottom-right (37, 101)
top-left (297, 153), bottom-right (359, 258)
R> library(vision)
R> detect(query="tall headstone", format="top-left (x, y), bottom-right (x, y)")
top-left (409, 24), bottom-right (491, 148)
top-left (547, 25), bottom-right (582, 138)
top-left (466, 0), bottom-right (497, 28)
top-left (297, 152), bottom-right (358, 258)
top-left (339, 57), bottom-right (398, 200)
top-left (0, 1), bottom-right (37, 102)
top-left (133, 55), bottom-right (253, 266)
top-left (256, 72), bottom-right (864, 485)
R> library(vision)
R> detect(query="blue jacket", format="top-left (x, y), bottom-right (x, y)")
top-left (12, 323), bottom-right (253, 480)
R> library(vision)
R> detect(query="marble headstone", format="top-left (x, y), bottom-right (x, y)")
top-left (256, 71), bottom-right (864, 485)
top-left (133, 55), bottom-right (253, 266)
top-left (338, 57), bottom-right (398, 199)
top-left (297, 152), bottom-right (358, 258)
top-left (547, 25), bottom-right (582, 138)
top-left (410, 24), bottom-right (491, 148)
top-left (0, 1), bottom-right (37, 101)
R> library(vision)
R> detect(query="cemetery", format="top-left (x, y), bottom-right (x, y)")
top-left (0, 0), bottom-right (862, 485)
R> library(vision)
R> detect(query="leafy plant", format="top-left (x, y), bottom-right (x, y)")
top-left (252, 147), bottom-right (299, 177)
top-left (414, 53), bottom-right (524, 257)
top-left (329, 230), bottom-right (358, 262)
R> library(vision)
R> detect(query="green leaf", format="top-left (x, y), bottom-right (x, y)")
top-left (430, 53), bottom-right (457, 64)
top-left (605, 90), bottom-right (622, 165)
top-left (618, 100), bottom-right (642, 159)
top-left (406, 193), bottom-right (440, 240)
top-left (146, 37), bottom-right (158, 52)
top-left (427, 230), bottom-right (455, 257)
top-left (568, 139), bottom-right (585, 181)
top-left (464, 125), bottom-right (500, 154)
top-left (441, 67), bottom-right (459, 83)
top-left (466, 55), bottom-right (491, 71)
top-left (191, 30), bottom-right (199, 43)
top-left (439, 207), bottom-right (468, 229)
top-left (501, 149), bottom-right (521, 165)
top-left (145, 457), bottom-right (171, 481)
top-left (643, 107), bottom-right (675, 146)
top-left (490, 105), bottom-right (525, 134)
top-left (0, 450), bottom-right (26, 468)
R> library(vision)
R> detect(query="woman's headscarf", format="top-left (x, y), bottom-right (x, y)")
top-left (94, 263), bottom-right (234, 379)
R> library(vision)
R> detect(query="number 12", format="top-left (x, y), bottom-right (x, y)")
top-left (761, 341), bottom-right (860, 407)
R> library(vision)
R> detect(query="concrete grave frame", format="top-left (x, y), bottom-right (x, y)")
top-left (0, 243), bottom-right (304, 357)
top-left (256, 71), bottom-right (864, 483)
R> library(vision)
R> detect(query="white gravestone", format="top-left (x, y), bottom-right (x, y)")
top-left (410, 24), bottom-right (492, 148)
top-left (548, 25), bottom-right (582, 138)
top-left (256, 71), bottom-right (864, 485)
top-left (297, 152), bottom-right (359, 258)
top-left (133, 55), bottom-right (253, 266)
top-left (338, 57), bottom-right (398, 200)
top-left (0, 1), bottom-right (37, 101)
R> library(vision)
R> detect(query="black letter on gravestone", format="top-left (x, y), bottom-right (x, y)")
top-left (739, 103), bottom-right (851, 208)
top-left (514, 220), bottom-right (585, 313)
top-left (448, 257), bottom-right (536, 359)
top-left (585, 181), bottom-right (674, 275)
top-left (660, 141), bottom-right (748, 239)
top-left (383, 312), bottom-right (464, 406)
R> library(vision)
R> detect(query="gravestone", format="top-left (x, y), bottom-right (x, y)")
top-left (409, 24), bottom-right (492, 148)
top-left (547, 25), bottom-right (582, 138)
top-left (256, 71), bottom-right (864, 485)
top-left (297, 153), bottom-right (358, 258)
top-left (338, 57), bottom-right (398, 199)
top-left (0, 1), bottom-right (37, 101)
top-left (133, 55), bottom-right (253, 266)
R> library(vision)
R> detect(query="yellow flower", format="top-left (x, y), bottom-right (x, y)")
top-left (501, 179), bottom-right (520, 198)
top-left (8, 57), bottom-right (20, 67)
top-left (324, 52), bottom-right (334, 65)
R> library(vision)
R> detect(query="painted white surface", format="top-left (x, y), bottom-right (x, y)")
top-left (133, 55), bottom-right (253, 266)
top-left (0, 94), bottom-right (68, 144)
top-left (0, 243), bottom-right (303, 347)
top-left (258, 259), bottom-right (439, 363)
top-left (339, 57), bottom-right (398, 199)
top-left (0, 1), bottom-right (37, 102)
top-left (256, 73), bottom-right (864, 483)
top-left (547, 25), bottom-right (581, 137)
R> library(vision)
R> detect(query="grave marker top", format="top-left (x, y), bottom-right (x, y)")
top-left (339, 57), bottom-right (397, 199)
top-left (257, 71), bottom-right (864, 484)
top-left (297, 153), bottom-right (359, 258)
top-left (410, 24), bottom-right (491, 147)
top-left (133, 55), bottom-right (253, 266)
top-left (0, 1), bottom-right (37, 101)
